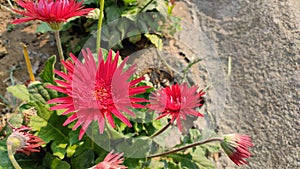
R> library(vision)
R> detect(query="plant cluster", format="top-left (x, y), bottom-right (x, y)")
top-left (0, 0), bottom-right (253, 168)
top-left (35, 0), bottom-right (181, 55)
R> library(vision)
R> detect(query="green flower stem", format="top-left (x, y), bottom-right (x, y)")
top-left (7, 144), bottom-right (21, 169)
top-left (54, 30), bottom-right (66, 72)
top-left (149, 122), bottom-right (171, 139)
top-left (146, 137), bottom-right (224, 158)
top-left (96, 0), bottom-right (105, 53)
top-left (168, 5), bottom-right (175, 15)
top-left (22, 44), bottom-right (35, 82)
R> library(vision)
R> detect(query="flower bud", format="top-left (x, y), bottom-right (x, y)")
top-left (220, 134), bottom-right (253, 165)
top-left (6, 126), bottom-right (44, 156)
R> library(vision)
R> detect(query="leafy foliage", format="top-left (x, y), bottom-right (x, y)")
top-left (6, 85), bottom-right (29, 101)
top-left (35, 0), bottom-right (181, 56)
top-left (1, 47), bottom-right (220, 169)
top-left (39, 55), bottom-right (57, 85)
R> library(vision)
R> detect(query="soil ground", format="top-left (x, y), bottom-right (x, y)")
top-left (0, 0), bottom-right (57, 99)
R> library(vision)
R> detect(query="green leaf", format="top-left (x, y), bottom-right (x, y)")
top-left (51, 142), bottom-right (68, 159)
top-left (145, 33), bottom-right (163, 50)
top-left (0, 139), bottom-right (13, 169)
top-left (14, 154), bottom-right (44, 169)
top-left (29, 102), bottom-right (71, 159)
top-left (66, 144), bottom-right (78, 158)
top-left (82, 0), bottom-right (96, 5)
top-left (108, 30), bottom-right (122, 48)
top-left (39, 55), bottom-right (57, 85)
top-left (7, 113), bottom-right (23, 128)
top-left (71, 149), bottom-right (94, 169)
top-left (36, 22), bottom-right (52, 33)
top-left (155, 0), bottom-right (168, 17)
top-left (0, 138), bottom-right (6, 152)
top-left (6, 85), bottom-right (29, 101)
top-left (124, 158), bottom-right (143, 169)
top-left (189, 146), bottom-right (215, 169)
top-left (136, 17), bottom-right (149, 33)
top-left (129, 34), bottom-right (142, 44)
top-left (30, 112), bottom-right (70, 156)
top-left (21, 101), bottom-right (51, 121)
top-left (147, 159), bottom-right (165, 168)
top-left (168, 153), bottom-right (200, 169)
top-left (61, 18), bottom-right (78, 31)
top-left (94, 150), bottom-right (108, 164)
top-left (152, 119), bottom-right (163, 130)
top-left (134, 122), bottom-right (142, 132)
top-left (27, 81), bottom-right (58, 103)
top-left (43, 153), bottom-right (71, 169)
top-left (68, 130), bottom-right (80, 145)
top-left (51, 158), bottom-right (70, 169)
top-left (166, 161), bottom-right (180, 169)
top-left (88, 122), bottom-right (153, 158)
top-left (189, 128), bottom-right (203, 142)
top-left (128, 29), bottom-right (141, 44)
top-left (105, 5), bottom-right (123, 22)
top-left (117, 18), bottom-right (129, 40)
top-left (0, 140), bottom-right (44, 169)
top-left (115, 136), bottom-right (153, 158)
top-left (139, 0), bottom-right (157, 11)
top-left (123, 0), bottom-right (137, 6)
top-left (86, 8), bottom-right (100, 20)
top-left (129, 108), bottom-right (156, 123)
top-left (121, 9), bottom-right (139, 20)
top-left (204, 144), bottom-right (220, 154)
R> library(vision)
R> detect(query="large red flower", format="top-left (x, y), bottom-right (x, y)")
top-left (221, 134), bottom-right (253, 165)
top-left (47, 48), bottom-right (150, 139)
top-left (12, 0), bottom-right (93, 29)
top-left (149, 83), bottom-right (205, 131)
top-left (89, 150), bottom-right (127, 169)
top-left (7, 126), bottom-right (45, 156)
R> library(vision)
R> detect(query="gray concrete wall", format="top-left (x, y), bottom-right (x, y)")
top-left (185, 0), bottom-right (299, 168)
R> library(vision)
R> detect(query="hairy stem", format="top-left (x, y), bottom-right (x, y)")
top-left (22, 44), bottom-right (35, 82)
top-left (96, 0), bottom-right (105, 53)
top-left (150, 122), bottom-right (171, 139)
top-left (7, 144), bottom-right (21, 169)
top-left (54, 30), bottom-right (66, 72)
top-left (147, 137), bottom-right (223, 158)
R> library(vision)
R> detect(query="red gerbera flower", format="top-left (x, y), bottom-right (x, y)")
top-left (12, 0), bottom-right (93, 30)
top-left (47, 48), bottom-right (150, 139)
top-left (149, 83), bottom-right (205, 131)
top-left (6, 126), bottom-right (45, 156)
top-left (89, 150), bottom-right (127, 169)
top-left (221, 134), bottom-right (253, 165)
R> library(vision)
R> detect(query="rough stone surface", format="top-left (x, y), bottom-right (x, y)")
top-left (185, 0), bottom-right (299, 168)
